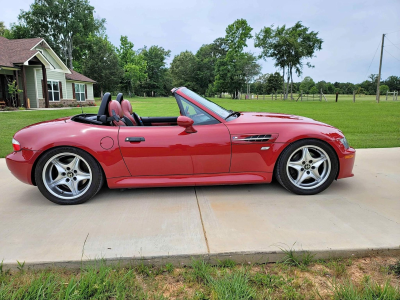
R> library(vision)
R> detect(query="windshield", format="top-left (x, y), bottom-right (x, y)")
top-left (180, 88), bottom-right (231, 119)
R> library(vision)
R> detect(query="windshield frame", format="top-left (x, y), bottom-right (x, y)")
top-left (175, 87), bottom-right (238, 122)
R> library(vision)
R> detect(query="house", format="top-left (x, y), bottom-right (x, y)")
top-left (0, 36), bottom-right (95, 108)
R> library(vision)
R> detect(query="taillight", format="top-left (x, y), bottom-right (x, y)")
top-left (12, 138), bottom-right (21, 151)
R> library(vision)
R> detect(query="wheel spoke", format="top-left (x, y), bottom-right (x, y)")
top-left (51, 158), bottom-right (67, 174)
top-left (310, 169), bottom-right (322, 182)
top-left (302, 147), bottom-right (313, 162)
top-left (67, 180), bottom-right (79, 196)
top-left (75, 173), bottom-right (91, 183)
top-left (312, 156), bottom-right (326, 169)
top-left (49, 177), bottom-right (67, 188)
top-left (67, 157), bottom-right (80, 171)
top-left (295, 170), bottom-right (309, 185)
top-left (288, 161), bottom-right (303, 171)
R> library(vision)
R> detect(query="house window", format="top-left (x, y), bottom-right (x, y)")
top-left (75, 83), bottom-right (85, 101)
top-left (47, 80), bottom-right (60, 101)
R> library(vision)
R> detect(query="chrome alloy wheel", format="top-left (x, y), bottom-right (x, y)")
top-left (42, 153), bottom-right (92, 200)
top-left (286, 145), bottom-right (331, 190)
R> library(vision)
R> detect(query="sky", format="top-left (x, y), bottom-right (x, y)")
top-left (1, 0), bottom-right (399, 83)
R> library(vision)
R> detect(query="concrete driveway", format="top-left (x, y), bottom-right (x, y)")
top-left (0, 148), bottom-right (399, 268)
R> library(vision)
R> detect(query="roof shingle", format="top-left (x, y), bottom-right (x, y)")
top-left (66, 69), bottom-right (96, 83)
top-left (0, 37), bottom-right (43, 67)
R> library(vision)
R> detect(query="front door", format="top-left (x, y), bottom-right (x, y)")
top-left (118, 123), bottom-right (231, 177)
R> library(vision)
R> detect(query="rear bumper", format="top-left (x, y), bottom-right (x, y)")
top-left (337, 147), bottom-right (356, 179)
top-left (6, 150), bottom-right (40, 185)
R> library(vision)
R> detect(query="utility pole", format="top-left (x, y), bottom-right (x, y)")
top-left (376, 34), bottom-right (385, 103)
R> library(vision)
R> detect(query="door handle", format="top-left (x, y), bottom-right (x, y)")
top-left (125, 137), bottom-right (145, 142)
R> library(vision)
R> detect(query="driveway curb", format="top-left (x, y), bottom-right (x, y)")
top-left (2, 247), bottom-right (399, 271)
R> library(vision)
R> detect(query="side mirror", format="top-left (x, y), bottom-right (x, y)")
top-left (177, 116), bottom-right (197, 133)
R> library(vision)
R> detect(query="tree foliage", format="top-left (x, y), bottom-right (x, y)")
top-left (10, 0), bottom-right (105, 69)
top-left (214, 19), bottom-right (260, 98)
top-left (81, 35), bottom-right (122, 96)
top-left (138, 46), bottom-right (171, 96)
top-left (117, 36), bottom-right (147, 96)
top-left (255, 21), bottom-right (323, 99)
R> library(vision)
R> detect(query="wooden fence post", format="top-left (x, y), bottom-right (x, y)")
top-left (335, 92), bottom-right (338, 102)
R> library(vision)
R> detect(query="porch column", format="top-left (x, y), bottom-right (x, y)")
top-left (0, 75), bottom-right (6, 105)
top-left (14, 70), bottom-right (21, 107)
top-left (21, 66), bottom-right (28, 108)
top-left (42, 64), bottom-right (49, 108)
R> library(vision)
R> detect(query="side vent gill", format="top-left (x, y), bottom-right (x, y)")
top-left (234, 135), bottom-right (272, 142)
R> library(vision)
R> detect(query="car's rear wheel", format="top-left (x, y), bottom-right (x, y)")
top-left (35, 147), bottom-right (104, 205)
top-left (275, 139), bottom-right (338, 195)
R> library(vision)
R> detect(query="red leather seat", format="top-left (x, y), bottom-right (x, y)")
top-left (120, 99), bottom-right (137, 125)
top-left (108, 100), bottom-right (126, 126)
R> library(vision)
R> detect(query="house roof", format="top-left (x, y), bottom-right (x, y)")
top-left (0, 37), bottom-right (43, 67)
top-left (0, 36), bottom-right (95, 83)
top-left (66, 69), bottom-right (96, 83)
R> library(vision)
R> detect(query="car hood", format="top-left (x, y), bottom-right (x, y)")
top-left (228, 112), bottom-right (332, 127)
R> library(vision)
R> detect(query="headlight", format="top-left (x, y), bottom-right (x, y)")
top-left (339, 137), bottom-right (349, 149)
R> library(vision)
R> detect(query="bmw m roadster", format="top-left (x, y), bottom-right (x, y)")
top-left (6, 87), bottom-right (355, 205)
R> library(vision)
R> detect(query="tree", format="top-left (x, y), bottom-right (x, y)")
top-left (243, 53), bottom-right (261, 96)
top-left (266, 72), bottom-right (284, 94)
top-left (379, 85), bottom-right (389, 95)
top-left (0, 21), bottom-right (7, 36)
top-left (10, 0), bottom-right (105, 69)
top-left (214, 19), bottom-right (254, 98)
top-left (170, 51), bottom-right (198, 91)
top-left (383, 76), bottom-right (400, 92)
top-left (309, 86), bottom-right (318, 95)
top-left (139, 46), bottom-right (171, 96)
top-left (82, 35), bottom-right (123, 97)
top-left (117, 36), bottom-right (147, 96)
top-left (299, 76), bottom-right (315, 94)
top-left (195, 39), bottom-right (228, 96)
top-left (255, 21), bottom-right (323, 99)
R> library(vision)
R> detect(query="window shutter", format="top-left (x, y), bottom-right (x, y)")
top-left (85, 84), bottom-right (88, 100)
top-left (41, 80), bottom-right (45, 98)
top-left (72, 83), bottom-right (76, 99)
top-left (59, 81), bottom-right (63, 99)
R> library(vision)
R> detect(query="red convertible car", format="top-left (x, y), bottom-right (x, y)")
top-left (6, 87), bottom-right (355, 205)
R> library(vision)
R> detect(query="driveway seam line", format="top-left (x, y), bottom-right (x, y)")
top-left (194, 187), bottom-right (210, 254)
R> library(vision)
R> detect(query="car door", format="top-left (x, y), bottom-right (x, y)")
top-left (118, 103), bottom-right (231, 176)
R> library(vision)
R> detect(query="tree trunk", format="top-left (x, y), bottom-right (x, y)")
top-left (68, 37), bottom-right (73, 70)
top-left (101, 88), bottom-right (104, 98)
top-left (290, 68), bottom-right (293, 100)
top-left (282, 67), bottom-right (285, 99)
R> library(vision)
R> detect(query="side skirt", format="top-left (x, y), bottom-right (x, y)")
top-left (107, 172), bottom-right (272, 189)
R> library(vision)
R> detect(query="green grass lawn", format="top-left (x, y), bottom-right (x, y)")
top-left (1, 95), bottom-right (399, 158)
top-left (0, 256), bottom-right (399, 299)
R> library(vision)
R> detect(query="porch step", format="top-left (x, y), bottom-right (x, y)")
top-left (0, 101), bottom-right (5, 108)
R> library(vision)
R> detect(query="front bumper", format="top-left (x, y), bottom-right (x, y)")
top-left (6, 150), bottom-right (41, 186)
top-left (337, 147), bottom-right (356, 179)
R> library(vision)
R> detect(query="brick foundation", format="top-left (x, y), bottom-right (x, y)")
top-left (38, 99), bottom-right (95, 108)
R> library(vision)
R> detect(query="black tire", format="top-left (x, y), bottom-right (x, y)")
top-left (35, 147), bottom-right (104, 205)
top-left (275, 139), bottom-right (338, 195)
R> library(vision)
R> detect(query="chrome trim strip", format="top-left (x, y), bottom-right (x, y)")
top-left (234, 137), bottom-right (271, 141)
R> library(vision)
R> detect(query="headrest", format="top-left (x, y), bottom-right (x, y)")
top-left (98, 92), bottom-right (112, 116)
top-left (120, 99), bottom-right (133, 114)
top-left (108, 100), bottom-right (124, 119)
top-left (108, 100), bottom-right (126, 126)
top-left (116, 93), bottom-right (124, 104)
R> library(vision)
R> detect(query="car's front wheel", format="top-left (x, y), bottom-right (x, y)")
top-left (35, 147), bottom-right (104, 205)
top-left (275, 139), bottom-right (338, 195)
